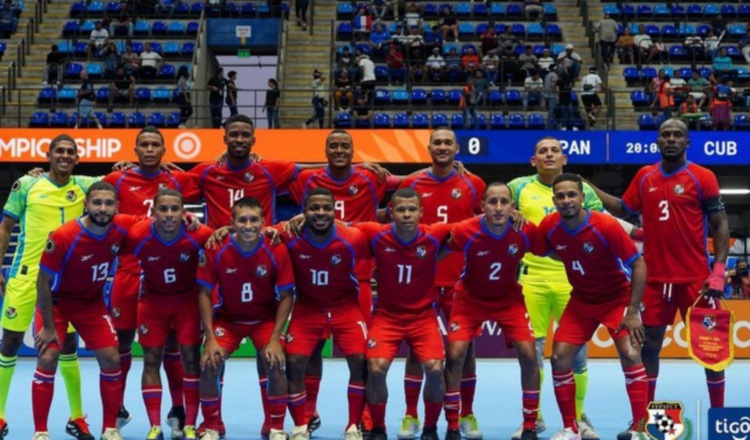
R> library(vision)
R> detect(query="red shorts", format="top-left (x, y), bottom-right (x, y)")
top-left (110, 270), bottom-right (140, 331)
top-left (641, 280), bottom-right (704, 327)
top-left (285, 301), bottom-right (367, 357)
top-left (138, 292), bottom-right (201, 347)
top-left (436, 286), bottom-right (456, 317)
top-left (447, 297), bottom-right (535, 344)
top-left (367, 309), bottom-right (444, 362)
top-left (35, 300), bottom-right (118, 351)
top-left (359, 281), bottom-right (373, 322)
top-left (212, 316), bottom-right (275, 354)
top-left (553, 294), bottom-right (630, 345)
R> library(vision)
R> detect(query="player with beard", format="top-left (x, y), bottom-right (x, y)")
top-left (0, 134), bottom-right (97, 440)
top-left (122, 190), bottom-right (213, 440)
top-left (104, 126), bottom-right (198, 437)
top-left (33, 182), bottom-right (137, 440)
top-left (538, 174), bottom-right (648, 440)
top-left (441, 182), bottom-right (546, 440)
top-left (585, 119), bottom-right (730, 438)
top-left (279, 188), bottom-right (371, 440)
top-left (196, 197), bottom-right (294, 440)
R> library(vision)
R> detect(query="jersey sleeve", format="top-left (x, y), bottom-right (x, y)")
top-left (696, 168), bottom-right (724, 214)
top-left (186, 162), bottom-right (211, 194)
top-left (102, 171), bottom-right (122, 188)
top-left (122, 220), bottom-right (150, 256)
top-left (362, 168), bottom-right (388, 202)
top-left (582, 182), bottom-right (604, 212)
top-left (272, 244), bottom-right (295, 292)
top-left (602, 216), bottom-right (640, 266)
top-left (621, 167), bottom-right (646, 215)
top-left (447, 219), bottom-right (473, 252)
top-left (523, 222), bottom-right (550, 256)
top-left (194, 225), bottom-right (214, 247)
top-left (113, 213), bottom-right (143, 229)
top-left (39, 229), bottom-right (70, 276)
top-left (284, 169), bottom-right (314, 204)
top-left (471, 175), bottom-right (487, 214)
top-left (349, 228), bottom-right (372, 260)
top-left (506, 177), bottom-right (525, 202)
top-left (353, 221), bottom-right (387, 241)
top-left (196, 247), bottom-right (218, 289)
top-left (263, 160), bottom-right (299, 190)
top-left (3, 176), bottom-right (34, 220)
top-left (175, 171), bottom-right (202, 202)
top-left (74, 174), bottom-right (102, 191)
top-left (428, 222), bottom-right (455, 243)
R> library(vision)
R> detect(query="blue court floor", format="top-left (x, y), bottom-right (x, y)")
top-left (4, 358), bottom-right (748, 439)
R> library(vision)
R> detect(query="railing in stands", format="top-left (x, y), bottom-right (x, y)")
top-left (309, 0), bottom-right (314, 36)
top-left (277, 14), bottom-right (288, 83)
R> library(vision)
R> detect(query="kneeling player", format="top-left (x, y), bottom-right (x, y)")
top-left (197, 197), bottom-right (294, 440)
top-left (442, 182), bottom-right (546, 440)
top-left (538, 174), bottom-right (648, 440)
top-left (33, 182), bottom-right (134, 440)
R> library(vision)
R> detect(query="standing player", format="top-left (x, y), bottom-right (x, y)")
top-left (397, 127), bottom-right (486, 440)
top-left (33, 182), bottom-right (131, 440)
top-left (0, 134), bottom-right (96, 440)
top-left (104, 126), bottom-right (198, 437)
top-left (507, 137), bottom-right (603, 440)
top-left (539, 174), bottom-right (648, 440)
top-left (585, 119), bottom-right (729, 436)
top-left (355, 188), bottom-right (452, 440)
top-left (122, 190), bottom-right (213, 440)
top-left (442, 182), bottom-right (546, 440)
top-left (196, 197), bottom-right (295, 440)
top-left (280, 188), bottom-right (370, 440)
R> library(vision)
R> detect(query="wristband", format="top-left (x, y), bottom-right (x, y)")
top-left (707, 261), bottom-right (726, 292)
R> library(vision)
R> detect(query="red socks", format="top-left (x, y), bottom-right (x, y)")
top-left (304, 376), bottom-right (321, 420)
top-left (623, 365), bottom-right (648, 431)
top-left (183, 374), bottom-right (200, 426)
top-left (404, 375), bottom-right (423, 418)
top-left (259, 376), bottom-right (270, 427)
top-left (142, 385), bottom-right (163, 427)
top-left (163, 350), bottom-right (184, 408)
top-left (200, 396), bottom-right (221, 430)
top-left (347, 381), bottom-right (366, 428)
top-left (32, 368), bottom-right (55, 432)
top-left (460, 374), bottom-right (477, 417)
top-left (552, 370), bottom-right (578, 433)
top-left (118, 348), bottom-right (132, 395)
top-left (444, 389), bottom-right (460, 430)
top-left (522, 389), bottom-right (540, 431)
top-left (647, 375), bottom-right (657, 403)
top-left (423, 398), bottom-right (443, 429)
top-left (368, 402), bottom-right (387, 430)
top-left (707, 376), bottom-right (726, 408)
top-left (268, 395), bottom-right (288, 430)
top-left (100, 368), bottom-right (123, 430)
top-left (288, 391), bottom-right (307, 426)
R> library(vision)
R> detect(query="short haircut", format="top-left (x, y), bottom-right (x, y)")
top-left (49, 134), bottom-right (77, 152)
top-left (136, 126), bottom-right (164, 145)
top-left (232, 196), bottom-right (263, 217)
top-left (326, 129), bottom-right (353, 143)
top-left (533, 136), bottom-right (561, 153)
top-left (153, 188), bottom-right (184, 206)
top-left (228, 70), bottom-right (237, 78)
top-left (482, 181), bottom-right (510, 200)
top-left (86, 181), bottom-right (117, 200)
top-left (305, 187), bottom-right (335, 207)
top-left (224, 114), bottom-right (254, 130)
top-left (552, 173), bottom-right (583, 192)
top-left (429, 126), bottom-right (455, 142)
top-left (391, 187), bottom-right (421, 205)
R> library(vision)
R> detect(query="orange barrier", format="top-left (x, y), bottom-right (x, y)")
top-left (543, 300), bottom-right (750, 358)
top-left (0, 129), bottom-right (434, 163)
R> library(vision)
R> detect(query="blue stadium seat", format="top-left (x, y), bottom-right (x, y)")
top-left (148, 112), bottom-right (165, 127)
top-left (374, 89), bottom-right (390, 105)
top-left (532, 44), bottom-right (545, 57)
top-left (337, 22), bottom-right (353, 40)
top-left (506, 3), bottom-right (522, 17)
top-left (167, 112), bottom-right (181, 128)
top-left (511, 24), bottom-right (525, 37)
top-left (679, 67), bottom-right (693, 79)
top-left (58, 88), bottom-right (77, 103)
top-left (473, 3), bottom-right (487, 16)
top-left (623, 67), bottom-right (640, 83)
top-left (721, 5), bottom-right (736, 17)
top-left (29, 112), bottom-right (49, 127)
top-left (86, 63), bottom-right (103, 79)
top-left (488, 90), bottom-right (503, 107)
top-left (490, 113), bottom-right (507, 129)
top-left (392, 89), bottom-right (410, 105)
top-left (490, 3), bottom-right (505, 17)
top-left (412, 113), bottom-right (430, 128)
top-left (620, 4), bottom-right (635, 17)
top-left (158, 64), bottom-right (176, 79)
top-left (87, 1), bottom-right (104, 14)
top-left (163, 42), bottom-right (181, 57)
top-left (393, 113), bottom-right (411, 128)
top-left (131, 42), bottom-right (144, 54)
top-left (66, 63), bottom-right (83, 79)
top-left (430, 89), bottom-right (447, 106)
top-left (74, 42), bottom-right (88, 57)
top-left (729, 24), bottom-right (747, 37)
top-left (192, 2), bottom-right (205, 15)
top-left (543, 3), bottom-right (557, 18)
top-left (737, 5), bottom-right (750, 18)
top-left (726, 46), bottom-right (740, 60)
top-left (431, 113), bottom-right (448, 127)
top-left (527, 114), bottom-right (545, 130)
top-left (526, 23), bottom-right (543, 37)
top-left (374, 66), bottom-right (388, 83)
top-left (150, 42), bottom-right (163, 54)
top-left (671, 5), bottom-right (686, 15)
top-left (129, 112), bottom-right (146, 128)
top-left (257, 3), bottom-right (270, 16)
top-left (334, 113), bottom-right (352, 128)
top-left (475, 23), bottom-right (489, 35)
top-left (95, 87), bottom-right (109, 103)
top-left (508, 114), bottom-right (525, 129)
top-left (411, 89), bottom-right (428, 105)
top-left (458, 23), bottom-right (475, 38)
top-left (442, 42), bottom-right (459, 55)
top-left (641, 67), bottom-right (657, 81)
top-left (63, 21), bottom-right (79, 37)
top-left (134, 21), bottom-right (151, 36)
top-left (108, 112), bottom-right (127, 127)
top-left (336, 3), bottom-right (353, 18)
top-left (697, 24), bottom-right (711, 37)
top-left (186, 22), bottom-right (199, 35)
top-left (670, 45), bottom-right (687, 60)
top-left (546, 24), bottom-right (562, 39)
top-left (638, 114), bottom-right (656, 130)
top-left (631, 91), bottom-right (652, 107)
top-left (50, 112), bottom-right (69, 128)
top-left (135, 87), bottom-right (151, 103)
top-left (373, 113), bottom-right (391, 128)
top-left (423, 3), bottom-right (439, 17)
top-left (57, 41), bottom-right (72, 55)
top-left (70, 1), bottom-right (85, 16)
top-left (636, 4), bottom-right (652, 17)
top-left (661, 25), bottom-right (677, 38)
top-left (505, 90), bottom-right (522, 106)
top-left (703, 4), bottom-right (719, 17)
top-left (152, 87), bottom-right (171, 102)
top-left (175, 2), bottom-right (190, 15)
top-left (645, 24), bottom-right (659, 37)
top-left (551, 43), bottom-right (565, 56)
top-left (168, 22), bottom-right (185, 34)
top-left (454, 3), bottom-right (471, 17)
top-left (734, 115), bottom-right (750, 131)
top-left (603, 4), bottom-right (619, 17)
top-left (448, 89), bottom-right (463, 106)
top-left (698, 67), bottom-right (712, 78)
top-left (182, 42), bottom-right (195, 57)
top-left (450, 113), bottom-right (465, 129)
top-left (95, 112), bottom-right (107, 127)
top-left (687, 4), bottom-right (702, 18)
top-left (461, 44), bottom-right (477, 55)
top-left (654, 4), bottom-right (671, 17)
top-left (225, 2), bottom-right (240, 16)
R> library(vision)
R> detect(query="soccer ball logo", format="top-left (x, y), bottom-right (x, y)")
top-left (646, 401), bottom-right (687, 440)
top-left (655, 413), bottom-right (675, 434)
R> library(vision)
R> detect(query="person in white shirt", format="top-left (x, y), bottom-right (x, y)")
top-left (138, 42), bottom-right (162, 79)
top-left (580, 66), bottom-right (605, 126)
top-left (556, 44), bottom-right (581, 80)
top-left (523, 70), bottom-right (545, 110)
top-left (403, 4), bottom-right (422, 30)
top-left (482, 50), bottom-right (500, 85)
top-left (358, 53), bottom-right (377, 96)
top-left (87, 21), bottom-right (109, 61)
top-left (634, 25), bottom-right (656, 64)
top-left (704, 29), bottom-right (720, 60)
top-left (423, 47), bottom-right (445, 82)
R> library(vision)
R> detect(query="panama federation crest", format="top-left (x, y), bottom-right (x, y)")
top-left (702, 315), bottom-right (717, 331)
top-left (674, 184), bottom-right (685, 195)
top-left (583, 242), bottom-right (595, 254)
top-left (645, 401), bottom-right (692, 440)
top-left (508, 243), bottom-right (519, 255)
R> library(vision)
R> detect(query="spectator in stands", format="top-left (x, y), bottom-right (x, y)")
top-left (423, 25), bottom-right (443, 54)
top-left (350, 95), bottom-right (373, 127)
top-left (263, 78), bottom-right (280, 129)
top-left (110, 2), bottom-right (134, 38)
top-left (43, 44), bottom-right (66, 86)
top-left (684, 33), bottom-right (704, 69)
top-left (0, 0), bottom-right (18, 38)
top-left (537, 48), bottom-right (555, 72)
top-left (157, 0), bottom-right (176, 16)
top-left (404, 4), bottom-right (422, 31)
top-left (438, 5), bottom-right (458, 42)
top-left (710, 13), bottom-right (727, 39)
top-left (371, 0), bottom-right (393, 20)
top-left (653, 36), bottom-right (667, 64)
top-left (740, 28), bottom-right (750, 64)
top-left (482, 49), bottom-right (500, 86)
top-left (120, 44), bottom-right (140, 79)
top-left (580, 66), bottom-right (605, 126)
top-left (726, 260), bottom-right (750, 299)
top-left (87, 21), bottom-right (109, 62)
top-left (207, 68), bottom-right (225, 128)
top-left (687, 70), bottom-right (710, 108)
top-left (524, 0), bottom-right (542, 20)
top-left (337, 46), bottom-right (358, 81)
top-left (386, 44), bottom-right (407, 85)
top-left (353, 4), bottom-right (372, 39)
top-left (391, 24), bottom-right (410, 47)
top-left (615, 27), bottom-right (635, 64)
top-left (409, 60), bottom-right (423, 85)
top-left (404, 26), bottom-right (426, 61)
top-left (369, 23), bottom-right (392, 57)
top-left (138, 42), bottom-right (162, 79)
top-left (650, 68), bottom-right (666, 95)
top-left (499, 43), bottom-right (519, 84)
top-left (652, 74), bottom-right (674, 119)
top-left (295, 0), bottom-right (309, 30)
top-left (101, 42), bottom-right (120, 80)
top-left (473, 70), bottom-right (489, 105)
top-left (444, 46), bottom-right (463, 82)
top-left (670, 69), bottom-right (687, 98)
top-left (679, 94), bottom-right (701, 129)
top-left (556, 70), bottom-right (575, 130)
top-left (226, 71), bottom-right (238, 116)
top-left (634, 25), bottom-right (657, 65)
top-left (176, 65), bottom-right (193, 129)
top-left (424, 47), bottom-right (445, 82)
top-left (713, 47), bottom-right (737, 82)
top-left (544, 65), bottom-right (559, 128)
top-left (108, 66), bottom-right (135, 112)
top-left (710, 77), bottom-right (733, 131)
top-left (75, 71), bottom-right (103, 129)
top-left (523, 70), bottom-right (544, 111)
top-left (479, 25), bottom-right (498, 57)
top-left (460, 80), bottom-right (479, 129)
top-left (334, 69), bottom-right (355, 111)
top-left (303, 69), bottom-right (326, 129)
top-left (704, 29), bottom-right (720, 60)
top-left (499, 27), bottom-right (520, 52)
top-left (357, 52), bottom-right (377, 96)
top-left (405, 0), bottom-right (424, 15)
top-left (595, 12), bottom-right (618, 68)
top-left (461, 47), bottom-right (481, 76)
top-left (518, 45), bottom-right (539, 79)
top-left (557, 44), bottom-right (581, 81)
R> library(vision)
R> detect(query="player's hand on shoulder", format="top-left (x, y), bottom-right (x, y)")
top-left (161, 162), bottom-right (185, 173)
top-left (510, 209), bottom-right (528, 231)
top-left (263, 226), bottom-right (283, 245)
top-left (205, 226), bottom-right (232, 250)
top-left (112, 161), bottom-right (136, 171)
top-left (359, 162), bottom-right (391, 183)
top-left (264, 340), bottom-right (286, 371)
top-left (183, 211), bottom-right (202, 231)
top-left (26, 167), bottom-right (44, 178)
top-left (453, 160), bottom-right (471, 176)
top-left (284, 214), bottom-right (306, 237)
top-left (34, 326), bottom-right (61, 354)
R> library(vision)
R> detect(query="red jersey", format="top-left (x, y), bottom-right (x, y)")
top-left (400, 170), bottom-right (485, 287)
top-left (104, 168), bottom-right (198, 275)
top-left (39, 215), bottom-right (139, 301)
top-left (286, 166), bottom-right (387, 222)
top-left (448, 217), bottom-right (548, 306)
top-left (197, 235), bottom-right (295, 323)
top-left (123, 220), bottom-right (213, 296)
top-left (282, 225), bottom-right (370, 308)
top-left (357, 222), bottom-right (452, 314)
top-left (539, 211), bottom-right (640, 304)
top-left (187, 159), bottom-right (298, 229)
top-left (621, 162), bottom-right (722, 283)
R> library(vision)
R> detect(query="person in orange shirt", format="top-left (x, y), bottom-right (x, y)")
top-left (651, 75), bottom-right (673, 119)
top-left (461, 47), bottom-right (481, 75)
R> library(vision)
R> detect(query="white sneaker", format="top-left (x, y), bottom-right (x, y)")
top-left (459, 414), bottom-right (483, 439)
top-left (345, 424), bottom-right (363, 440)
top-left (291, 425), bottom-right (310, 440)
top-left (200, 429), bottom-right (221, 440)
top-left (511, 418), bottom-right (547, 440)
top-left (32, 433), bottom-right (50, 440)
top-left (579, 414), bottom-right (600, 440)
top-left (550, 428), bottom-right (581, 440)
top-left (101, 427), bottom-right (125, 440)
top-left (630, 432), bottom-right (647, 440)
top-left (397, 415), bottom-right (421, 439)
top-left (270, 428), bottom-right (289, 440)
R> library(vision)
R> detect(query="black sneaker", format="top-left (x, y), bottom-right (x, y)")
top-left (520, 430), bottom-right (539, 440)
top-left (420, 427), bottom-right (439, 440)
top-left (308, 414), bottom-right (322, 433)
top-left (370, 427), bottom-right (387, 440)
top-left (445, 429), bottom-right (461, 440)
top-left (65, 417), bottom-right (95, 440)
top-left (0, 419), bottom-right (8, 440)
top-left (617, 422), bottom-right (634, 440)
top-left (166, 405), bottom-right (186, 438)
top-left (116, 405), bottom-right (132, 430)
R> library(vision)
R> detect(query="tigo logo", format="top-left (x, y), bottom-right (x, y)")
top-left (709, 408), bottom-right (750, 440)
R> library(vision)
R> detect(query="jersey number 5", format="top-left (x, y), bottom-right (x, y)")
top-left (437, 205), bottom-right (448, 223)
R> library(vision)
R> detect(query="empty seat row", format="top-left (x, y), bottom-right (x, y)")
top-left (603, 3), bottom-right (750, 19)
top-left (371, 88), bottom-right (579, 106)
top-left (340, 41), bottom-right (566, 57)
top-left (337, 2), bottom-right (557, 19)
top-left (337, 21), bottom-right (562, 40)
top-left (30, 111), bottom-right (184, 128)
top-left (70, 1), bottom-right (279, 17)
top-left (333, 112), bottom-right (548, 129)
top-left (63, 20), bottom-right (199, 37)
top-left (616, 22), bottom-right (750, 38)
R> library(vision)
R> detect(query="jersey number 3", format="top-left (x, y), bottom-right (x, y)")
top-left (658, 200), bottom-right (669, 221)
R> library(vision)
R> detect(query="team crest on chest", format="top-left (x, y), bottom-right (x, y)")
top-left (349, 185), bottom-right (359, 195)
top-left (673, 184), bottom-right (685, 195)
top-left (158, 183), bottom-right (168, 191)
top-left (244, 172), bottom-right (254, 182)
top-left (330, 254), bottom-right (342, 265)
top-left (214, 327), bottom-right (225, 337)
top-left (416, 246), bottom-right (427, 258)
top-left (66, 190), bottom-right (77, 202)
top-left (508, 243), bottom-right (519, 255)
top-left (110, 243), bottom-right (120, 255)
top-left (451, 188), bottom-right (462, 199)
top-left (179, 252), bottom-right (190, 262)
top-left (256, 265), bottom-right (268, 277)
top-left (111, 307), bottom-right (120, 318)
top-left (583, 242), bottom-right (595, 254)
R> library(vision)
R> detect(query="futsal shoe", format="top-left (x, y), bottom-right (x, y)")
top-left (459, 415), bottom-right (483, 439)
top-left (345, 424), bottom-right (363, 440)
top-left (198, 428), bottom-right (220, 440)
top-left (550, 428), bottom-right (581, 440)
top-left (66, 416), bottom-right (95, 440)
top-left (183, 425), bottom-right (197, 440)
top-left (145, 426), bottom-right (164, 440)
top-left (578, 414), bottom-right (599, 440)
top-left (520, 430), bottom-right (539, 440)
top-left (197, 421), bottom-right (226, 439)
top-left (397, 416), bottom-right (421, 440)
top-left (116, 406), bottom-right (131, 430)
top-left (370, 427), bottom-right (388, 440)
top-left (445, 429), bottom-right (461, 440)
top-left (511, 418), bottom-right (546, 440)
top-left (0, 418), bottom-right (7, 440)
top-left (270, 429), bottom-right (290, 440)
top-left (166, 406), bottom-right (186, 439)
top-left (308, 413), bottom-right (322, 434)
top-left (100, 427), bottom-right (125, 440)
top-left (616, 423), bottom-right (635, 440)
top-left (291, 425), bottom-right (311, 440)
top-left (33, 432), bottom-right (50, 440)
top-left (420, 426), bottom-right (439, 440)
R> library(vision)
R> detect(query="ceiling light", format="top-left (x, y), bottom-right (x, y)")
top-left (720, 189), bottom-right (750, 195)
